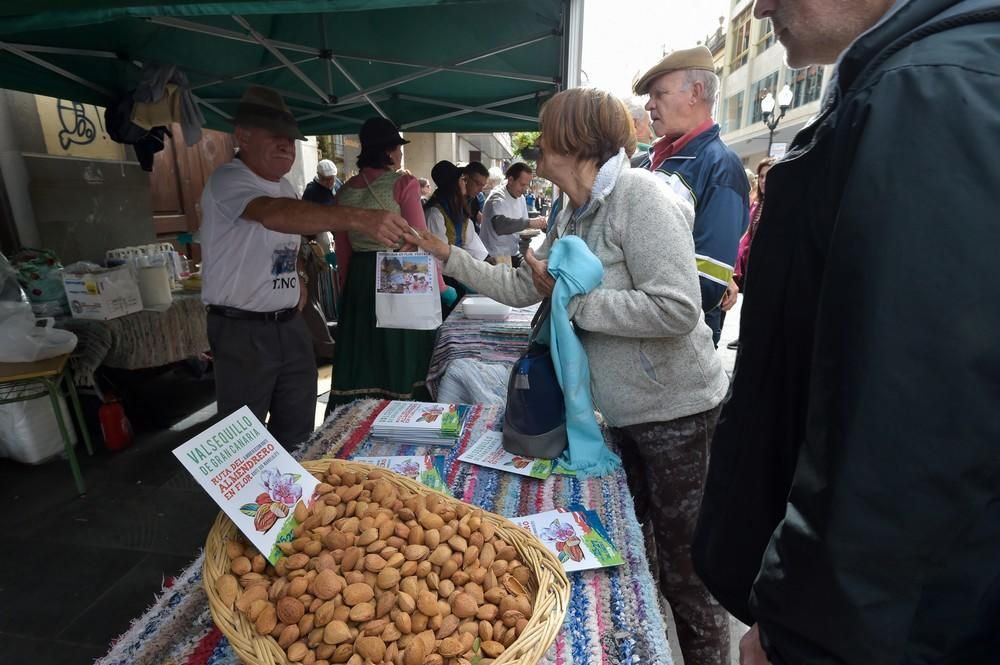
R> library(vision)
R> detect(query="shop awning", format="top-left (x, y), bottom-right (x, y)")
top-left (0, 0), bottom-right (584, 135)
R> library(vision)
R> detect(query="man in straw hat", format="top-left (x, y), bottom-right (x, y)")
top-left (199, 86), bottom-right (410, 449)
top-left (633, 45), bottom-right (749, 349)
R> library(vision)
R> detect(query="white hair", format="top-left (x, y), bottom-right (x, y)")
top-left (623, 97), bottom-right (648, 122)
top-left (682, 69), bottom-right (720, 106)
top-left (487, 166), bottom-right (504, 188)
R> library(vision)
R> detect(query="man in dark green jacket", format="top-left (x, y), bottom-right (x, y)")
top-left (693, 1), bottom-right (1000, 663)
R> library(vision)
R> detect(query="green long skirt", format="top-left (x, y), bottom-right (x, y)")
top-left (327, 252), bottom-right (436, 412)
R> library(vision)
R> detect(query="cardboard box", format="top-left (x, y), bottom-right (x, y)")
top-left (62, 265), bottom-right (143, 320)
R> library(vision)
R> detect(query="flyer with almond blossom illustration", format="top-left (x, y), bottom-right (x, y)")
top-left (515, 506), bottom-right (624, 572)
top-left (458, 431), bottom-right (555, 480)
top-left (350, 455), bottom-right (449, 494)
top-left (172, 406), bottom-right (320, 565)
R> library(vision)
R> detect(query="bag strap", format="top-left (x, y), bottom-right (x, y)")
top-left (360, 172), bottom-right (390, 210)
top-left (529, 298), bottom-right (551, 344)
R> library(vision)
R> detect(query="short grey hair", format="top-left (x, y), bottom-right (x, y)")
top-left (682, 69), bottom-right (720, 106)
top-left (622, 96), bottom-right (648, 122)
top-left (487, 166), bottom-right (504, 188)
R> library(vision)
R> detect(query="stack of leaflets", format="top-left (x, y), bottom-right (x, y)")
top-left (369, 401), bottom-right (472, 446)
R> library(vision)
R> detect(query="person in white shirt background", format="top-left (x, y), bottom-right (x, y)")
top-left (479, 163), bottom-right (547, 267)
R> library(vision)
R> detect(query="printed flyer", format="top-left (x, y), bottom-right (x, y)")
top-left (172, 406), bottom-right (319, 564)
top-left (458, 431), bottom-right (555, 480)
top-left (351, 455), bottom-right (449, 494)
top-left (515, 506), bottom-right (625, 572)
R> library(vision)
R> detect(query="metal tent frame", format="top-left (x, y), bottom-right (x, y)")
top-left (0, 0), bottom-right (585, 134)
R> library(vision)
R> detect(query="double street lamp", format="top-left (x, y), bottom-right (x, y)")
top-left (761, 84), bottom-right (794, 156)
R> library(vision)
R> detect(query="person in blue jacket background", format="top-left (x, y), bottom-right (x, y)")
top-left (633, 46), bottom-right (749, 347)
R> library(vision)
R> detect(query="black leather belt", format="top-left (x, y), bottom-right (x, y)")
top-left (206, 305), bottom-right (297, 322)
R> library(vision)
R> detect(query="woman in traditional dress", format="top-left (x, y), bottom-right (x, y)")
top-left (326, 118), bottom-right (444, 410)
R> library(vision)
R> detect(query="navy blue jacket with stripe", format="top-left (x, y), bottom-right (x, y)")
top-left (635, 124), bottom-right (749, 325)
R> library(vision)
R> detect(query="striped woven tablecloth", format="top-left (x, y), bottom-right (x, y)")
top-left (96, 399), bottom-right (673, 665)
top-left (425, 301), bottom-right (539, 399)
top-left (59, 292), bottom-right (209, 387)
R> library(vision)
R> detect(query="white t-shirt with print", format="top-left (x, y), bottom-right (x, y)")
top-left (200, 159), bottom-right (301, 312)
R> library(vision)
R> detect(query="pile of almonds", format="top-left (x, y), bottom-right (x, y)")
top-left (214, 461), bottom-right (535, 665)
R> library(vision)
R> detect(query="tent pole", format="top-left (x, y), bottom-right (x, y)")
top-left (320, 16), bottom-right (335, 98)
top-left (0, 42), bottom-right (113, 98)
top-left (295, 97), bottom-right (385, 122)
top-left (147, 16), bottom-right (319, 55)
top-left (1, 43), bottom-right (120, 59)
top-left (334, 32), bottom-right (557, 106)
top-left (190, 58), bottom-right (317, 91)
top-left (564, 0), bottom-right (585, 89)
top-left (332, 53), bottom-right (558, 84)
top-left (232, 15), bottom-right (329, 103)
top-left (400, 92), bottom-right (550, 129)
top-left (192, 94), bottom-right (233, 121)
top-left (327, 55), bottom-right (390, 119)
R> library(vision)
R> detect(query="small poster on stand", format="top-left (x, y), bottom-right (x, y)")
top-left (172, 406), bottom-right (319, 564)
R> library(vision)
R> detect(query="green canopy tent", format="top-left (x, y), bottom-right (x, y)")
top-left (0, 0), bottom-right (584, 135)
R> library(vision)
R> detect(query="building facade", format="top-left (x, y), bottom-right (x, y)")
top-left (717, 0), bottom-right (833, 167)
top-left (325, 131), bottom-right (512, 185)
top-left (399, 132), bottom-right (513, 185)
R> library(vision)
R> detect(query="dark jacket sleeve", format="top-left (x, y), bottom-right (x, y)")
top-left (489, 214), bottom-right (530, 235)
top-left (751, 65), bottom-right (1000, 664)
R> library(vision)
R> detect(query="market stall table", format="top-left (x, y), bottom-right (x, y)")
top-left (95, 399), bottom-right (673, 665)
top-left (58, 292), bottom-right (209, 387)
top-left (425, 300), bottom-right (539, 400)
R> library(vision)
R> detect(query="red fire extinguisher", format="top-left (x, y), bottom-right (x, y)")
top-left (99, 397), bottom-right (133, 451)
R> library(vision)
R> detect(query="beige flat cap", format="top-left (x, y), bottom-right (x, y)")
top-left (633, 45), bottom-right (715, 95)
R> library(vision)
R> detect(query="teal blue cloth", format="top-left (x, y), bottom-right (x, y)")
top-left (545, 235), bottom-right (621, 477)
top-left (441, 285), bottom-right (458, 307)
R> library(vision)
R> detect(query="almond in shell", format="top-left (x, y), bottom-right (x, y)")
top-left (215, 574), bottom-right (239, 608)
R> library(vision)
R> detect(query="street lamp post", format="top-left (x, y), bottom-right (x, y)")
top-left (760, 84), bottom-right (794, 156)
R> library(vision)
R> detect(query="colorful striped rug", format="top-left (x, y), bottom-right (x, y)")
top-left (95, 399), bottom-right (673, 665)
top-left (425, 303), bottom-right (538, 398)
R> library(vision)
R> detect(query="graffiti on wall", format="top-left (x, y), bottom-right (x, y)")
top-left (35, 94), bottom-right (127, 161)
top-left (56, 99), bottom-right (98, 149)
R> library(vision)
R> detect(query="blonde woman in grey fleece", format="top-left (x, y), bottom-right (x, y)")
top-left (409, 87), bottom-right (730, 665)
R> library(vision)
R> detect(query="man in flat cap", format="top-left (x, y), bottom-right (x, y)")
top-left (634, 45), bottom-right (749, 349)
top-left (200, 86), bottom-right (410, 449)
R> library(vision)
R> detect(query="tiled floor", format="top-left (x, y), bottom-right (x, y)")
top-left (0, 365), bottom-right (223, 664)
top-left (0, 301), bottom-right (743, 665)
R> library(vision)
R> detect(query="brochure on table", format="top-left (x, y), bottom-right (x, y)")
top-left (172, 406), bottom-right (319, 565)
top-left (369, 401), bottom-right (471, 445)
top-left (515, 506), bottom-right (625, 572)
top-left (351, 455), bottom-right (449, 493)
top-left (459, 431), bottom-right (555, 480)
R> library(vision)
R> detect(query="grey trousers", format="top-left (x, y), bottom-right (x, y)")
top-left (207, 312), bottom-right (318, 449)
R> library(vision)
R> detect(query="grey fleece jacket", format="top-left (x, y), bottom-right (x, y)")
top-left (444, 151), bottom-right (728, 427)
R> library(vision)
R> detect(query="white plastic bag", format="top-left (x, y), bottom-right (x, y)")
top-left (374, 251), bottom-right (442, 330)
top-left (0, 389), bottom-right (77, 464)
top-left (0, 253), bottom-right (77, 362)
